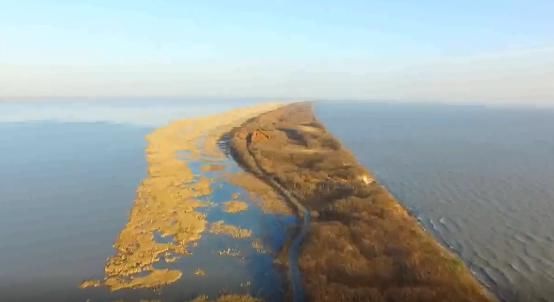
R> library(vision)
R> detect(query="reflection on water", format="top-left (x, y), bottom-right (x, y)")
top-left (316, 102), bottom-right (554, 302)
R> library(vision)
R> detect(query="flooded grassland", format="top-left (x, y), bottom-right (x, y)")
top-left (79, 103), bottom-right (298, 301)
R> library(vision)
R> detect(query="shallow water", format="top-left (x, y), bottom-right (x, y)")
top-left (0, 100), bottom-right (295, 301)
top-left (4, 100), bottom-right (553, 301)
top-left (315, 102), bottom-right (554, 302)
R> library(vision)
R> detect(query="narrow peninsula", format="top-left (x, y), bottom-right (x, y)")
top-left (228, 102), bottom-right (495, 302)
top-left (79, 101), bottom-right (495, 302)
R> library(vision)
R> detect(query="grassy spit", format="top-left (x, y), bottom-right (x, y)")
top-left (228, 102), bottom-right (496, 302)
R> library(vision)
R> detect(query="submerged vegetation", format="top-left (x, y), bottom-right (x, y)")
top-left (77, 101), bottom-right (497, 301)
top-left (80, 103), bottom-right (283, 292)
top-left (223, 200), bottom-right (249, 213)
top-left (226, 172), bottom-right (293, 215)
top-left (209, 220), bottom-right (253, 239)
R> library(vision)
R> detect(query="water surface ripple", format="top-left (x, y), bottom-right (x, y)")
top-left (316, 102), bottom-right (554, 302)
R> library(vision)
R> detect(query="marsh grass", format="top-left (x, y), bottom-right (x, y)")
top-left (229, 103), bottom-right (495, 302)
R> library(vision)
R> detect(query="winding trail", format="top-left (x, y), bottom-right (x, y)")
top-left (225, 133), bottom-right (311, 302)
top-left (289, 211), bottom-right (310, 302)
top-left (263, 177), bottom-right (310, 302)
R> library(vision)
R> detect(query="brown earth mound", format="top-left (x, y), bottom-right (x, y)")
top-left (228, 102), bottom-right (495, 302)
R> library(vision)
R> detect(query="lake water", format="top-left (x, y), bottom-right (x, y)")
top-left (0, 121), bottom-right (150, 301)
top-left (315, 102), bottom-right (554, 302)
top-left (2, 100), bottom-right (553, 302)
top-left (0, 100), bottom-right (295, 301)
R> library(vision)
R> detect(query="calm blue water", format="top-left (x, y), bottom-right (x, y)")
top-left (316, 102), bottom-right (554, 302)
top-left (0, 100), bottom-right (293, 302)
top-left (0, 121), bottom-right (150, 301)
top-left (3, 100), bottom-right (554, 302)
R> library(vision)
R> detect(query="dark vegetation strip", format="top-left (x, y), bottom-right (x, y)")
top-left (228, 102), bottom-right (496, 302)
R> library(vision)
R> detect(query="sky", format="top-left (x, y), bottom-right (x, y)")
top-left (1, 0), bottom-right (553, 105)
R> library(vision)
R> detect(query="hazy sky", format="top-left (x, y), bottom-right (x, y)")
top-left (1, 1), bottom-right (553, 105)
